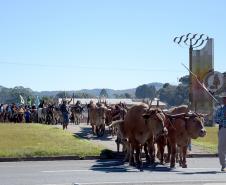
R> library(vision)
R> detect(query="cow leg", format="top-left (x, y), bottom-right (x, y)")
top-left (87, 116), bottom-right (89, 125)
top-left (129, 143), bottom-right (135, 166)
top-left (178, 146), bottom-right (182, 166)
top-left (123, 140), bottom-right (130, 163)
top-left (147, 140), bottom-right (155, 165)
top-left (77, 116), bottom-right (80, 125)
top-left (135, 143), bottom-right (143, 170)
top-left (144, 143), bottom-right (150, 165)
top-left (165, 142), bottom-right (171, 163)
top-left (176, 146), bottom-right (180, 164)
top-left (87, 111), bottom-right (90, 125)
top-left (78, 115), bottom-right (81, 124)
top-left (115, 137), bottom-right (120, 152)
top-left (75, 115), bottom-right (77, 125)
top-left (181, 146), bottom-right (187, 168)
top-left (170, 143), bottom-right (176, 168)
top-left (157, 143), bottom-right (165, 165)
top-left (93, 124), bottom-right (97, 135)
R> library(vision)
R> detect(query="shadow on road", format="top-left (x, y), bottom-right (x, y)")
top-left (74, 126), bottom-right (114, 141)
top-left (90, 159), bottom-right (176, 173)
top-left (178, 171), bottom-right (220, 175)
top-left (90, 159), bottom-right (132, 173)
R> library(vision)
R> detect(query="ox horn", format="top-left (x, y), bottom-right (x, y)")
top-left (157, 100), bottom-right (160, 107)
top-left (148, 99), bottom-right (153, 110)
top-left (189, 111), bottom-right (208, 118)
top-left (186, 111), bottom-right (197, 117)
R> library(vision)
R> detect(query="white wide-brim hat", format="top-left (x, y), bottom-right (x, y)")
top-left (219, 92), bottom-right (226, 98)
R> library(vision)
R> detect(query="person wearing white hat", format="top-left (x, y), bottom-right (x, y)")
top-left (214, 92), bottom-right (226, 172)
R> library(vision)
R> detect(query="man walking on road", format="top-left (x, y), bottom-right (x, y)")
top-left (214, 92), bottom-right (226, 172)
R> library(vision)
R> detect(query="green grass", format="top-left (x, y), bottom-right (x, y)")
top-left (192, 126), bottom-right (218, 153)
top-left (0, 123), bottom-right (104, 158)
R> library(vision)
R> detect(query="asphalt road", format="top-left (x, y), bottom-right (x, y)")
top-left (55, 123), bottom-right (210, 154)
top-left (0, 158), bottom-right (226, 185)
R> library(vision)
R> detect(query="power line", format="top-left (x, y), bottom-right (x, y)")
top-left (0, 61), bottom-right (186, 73)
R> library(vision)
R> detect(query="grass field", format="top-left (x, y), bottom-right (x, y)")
top-left (0, 123), bottom-right (104, 158)
top-left (192, 126), bottom-right (218, 153)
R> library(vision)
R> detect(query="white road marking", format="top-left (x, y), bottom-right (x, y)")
top-left (72, 180), bottom-right (226, 185)
top-left (41, 167), bottom-right (220, 173)
top-left (40, 184), bottom-right (70, 185)
top-left (178, 167), bottom-right (220, 170)
top-left (42, 169), bottom-right (91, 173)
top-left (204, 184), bottom-right (226, 185)
top-left (40, 184), bottom-right (67, 185)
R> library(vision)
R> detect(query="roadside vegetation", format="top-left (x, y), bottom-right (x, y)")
top-left (0, 123), bottom-right (104, 158)
top-left (192, 126), bottom-right (218, 153)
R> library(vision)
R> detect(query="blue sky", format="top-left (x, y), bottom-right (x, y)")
top-left (0, 0), bottom-right (225, 91)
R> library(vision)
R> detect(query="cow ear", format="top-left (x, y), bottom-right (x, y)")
top-left (142, 114), bottom-right (150, 120)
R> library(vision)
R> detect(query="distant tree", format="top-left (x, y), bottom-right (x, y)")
top-left (74, 92), bottom-right (94, 98)
top-left (175, 84), bottom-right (189, 105)
top-left (99, 89), bottom-right (109, 98)
top-left (135, 84), bottom-right (156, 99)
top-left (0, 87), bottom-right (11, 103)
top-left (179, 75), bottom-right (189, 86)
top-left (158, 81), bottom-right (189, 106)
top-left (158, 84), bottom-right (177, 106)
top-left (7, 86), bottom-right (34, 104)
top-left (163, 83), bottom-right (170, 88)
top-left (113, 94), bottom-right (120, 98)
top-left (55, 91), bottom-right (69, 98)
top-left (41, 96), bottom-right (54, 105)
top-left (113, 93), bottom-right (132, 99)
top-left (124, 93), bottom-right (132, 99)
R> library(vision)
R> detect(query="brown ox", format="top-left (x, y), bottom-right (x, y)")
top-left (158, 110), bottom-right (206, 168)
top-left (89, 103), bottom-right (109, 137)
top-left (108, 120), bottom-right (130, 158)
top-left (156, 105), bottom-right (189, 164)
top-left (53, 107), bottom-right (63, 124)
top-left (105, 103), bottom-right (127, 126)
top-left (70, 105), bottom-right (84, 125)
top-left (121, 104), bottom-right (167, 169)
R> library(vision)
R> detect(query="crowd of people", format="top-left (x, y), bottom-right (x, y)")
top-left (0, 99), bottom-right (84, 128)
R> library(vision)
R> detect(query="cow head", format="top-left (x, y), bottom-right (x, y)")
top-left (185, 112), bottom-right (206, 139)
top-left (97, 105), bottom-right (111, 125)
top-left (142, 108), bottom-right (168, 136)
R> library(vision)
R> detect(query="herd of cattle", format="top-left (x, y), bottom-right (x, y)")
top-left (0, 101), bottom-right (207, 170)
top-left (107, 103), bottom-right (207, 170)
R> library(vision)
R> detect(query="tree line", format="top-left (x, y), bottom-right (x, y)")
top-left (135, 75), bottom-right (189, 106)
top-left (1, 75), bottom-right (224, 107)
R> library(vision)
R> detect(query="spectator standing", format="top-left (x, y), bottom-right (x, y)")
top-left (24, 108), bottom-right (31, 123)
top-left (60, 100), bottom-right (69, 130)
top-left (214, 92), bottom-right (226, 172)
